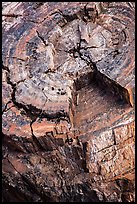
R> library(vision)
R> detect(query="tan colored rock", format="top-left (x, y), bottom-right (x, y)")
top-left (2, 2), bottom-right (135, 202)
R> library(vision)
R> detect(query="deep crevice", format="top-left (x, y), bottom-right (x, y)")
top-left (2, 100), bottom-right (13, 113)
top-left (2, 14), bottom-right (22, 18)
top-left (30, 121), bottom-right (45, 151)
top-left (36, 30), bottom-right (48, 46)
top-left (58, 9), bottom-right (78, 23)
top-left (5, 66), bottom-right (70, 122)
top-left (94, 70), bottom-right (133, 107)
top-left (82, 142), bottom-right (89, 173)
top-left (71, 39), bottom-right (133, 107)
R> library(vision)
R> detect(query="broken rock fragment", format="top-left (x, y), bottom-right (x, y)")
top-left (2, 2), bottom-right (135, 202)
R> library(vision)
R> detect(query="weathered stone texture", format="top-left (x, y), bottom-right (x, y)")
top-left (2, 2), bottom-right (135, 202)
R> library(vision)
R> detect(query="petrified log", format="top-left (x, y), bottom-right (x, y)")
top-left (2, 2), bottom-right (135, 202)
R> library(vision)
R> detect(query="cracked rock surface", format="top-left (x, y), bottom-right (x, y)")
top-left (2, 2), bottom-right (135, 202)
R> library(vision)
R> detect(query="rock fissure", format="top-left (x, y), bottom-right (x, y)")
top-left (2, 2), bottom-right (135, 202)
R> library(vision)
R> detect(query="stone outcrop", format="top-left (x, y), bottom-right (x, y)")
top-left (2, 2), bottom-right (135, 202)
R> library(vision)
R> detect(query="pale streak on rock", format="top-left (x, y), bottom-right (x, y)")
top-left (2, 2), bottom-right (135, 202)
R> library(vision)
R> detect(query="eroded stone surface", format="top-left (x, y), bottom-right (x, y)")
top-left (2, 2), bottom-right (135, 202)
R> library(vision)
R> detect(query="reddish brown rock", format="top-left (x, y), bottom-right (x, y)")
top-left (2, 2), bottom-right (135, 202)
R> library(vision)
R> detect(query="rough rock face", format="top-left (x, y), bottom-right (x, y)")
top-left (2, 2), bottom-right (135, 202)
